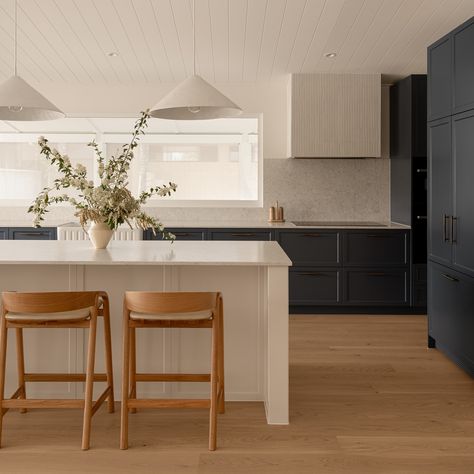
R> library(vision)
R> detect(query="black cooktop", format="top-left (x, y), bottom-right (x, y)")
top-left (292, 221), bottom-right (388, 227)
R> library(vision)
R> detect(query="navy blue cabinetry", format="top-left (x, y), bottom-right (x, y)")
top-left (343, 267), bottom-right (409, 306)
top-left (0, 228), bottom-right (7, 240)
top-left (428, 34), bottom-right (452, 121)
top-left (144, 228), bottom-right (206, 241)
top-left (343, 231), bottom-right (408, 266)
top-left (453, 18), bottom-right (474, 114)
top-left (289, 268), bottom-right (341, 305)
top-left (208, 229), bottom-right (273, 241)
top-left (277, 231), bottom-right (340, 266)
top-left (277, 229), bottom-right (410, 310)
top-left (428, 117), bottom-right (453, 266)
top-left (8, 227), bottom-right (56, 240)
top-left (428, 15), bottom-right (474, 377)
top-left (428, 16), bottom-right (474, 119)
top-left (429, 262), bottom-right (474, 376)
top-left (452, 109), bottom-right (474, 277)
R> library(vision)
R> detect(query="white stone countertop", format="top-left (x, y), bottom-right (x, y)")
top-left (0, 220), bottom-right (411, 230)
top-left (0, 240), bottom-right (292, 267)
top-left (146, 220), bottom-right (410, 230)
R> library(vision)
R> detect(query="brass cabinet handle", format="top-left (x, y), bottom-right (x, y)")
top-left (230, 233), bottom-right (258, 237)
top-left (442, 273), bottom-right (459, 282)
top-left (451, 216), bottom-right (458, 244)
top-left (174, 233), bottom-right (191, 237)
top-left (302, 233), bottom-right (321, 237)
top-left (443, 214), bottom-right (451, 243)
top-left (367, 234), bottom-right (389, 238)
top-left (14, 231), bottom-right (50, 237)
top-left (367, 272), bottom-right (387, 276)
top-left (295, 272), bottom-right (326, 277)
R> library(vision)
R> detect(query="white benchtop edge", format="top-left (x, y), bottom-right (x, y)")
top-left (0, 240), bottom-right (292, 267)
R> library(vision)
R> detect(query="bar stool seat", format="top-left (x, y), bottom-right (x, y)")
top-left (121, 291), bottom-right (225, 451)
top-left (0, 291), bottom-right (115, 450)
top-left (5, 308), bottom-right (92, 321)
top-left (130, 310), bottom-right (212, 321)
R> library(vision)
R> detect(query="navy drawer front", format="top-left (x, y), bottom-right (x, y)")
top-left (8, 227), bottom-right (57, 240)
top-left (289, 268), bottom-right (340, 305)
top-left (344, 231), bottom-right (408, 266)
top-left (208, 229), bottom-right (272, 241)
top-left (0, 228), bottom-right (7, 240)
top-left (144, 228), bottom-right (206, 241)
top-left (278, 231), bottom-right (340, 266)
top-left (344, 267), bottom-right (409, 305)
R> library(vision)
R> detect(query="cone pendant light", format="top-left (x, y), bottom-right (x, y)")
top-left (150, 0), bottom-right (242, 120)
top-left (0, 0), bottom-right (64, 121)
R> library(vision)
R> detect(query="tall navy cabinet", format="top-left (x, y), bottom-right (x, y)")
top-left (390, 75), bottom-right (427, 307)
top-left (428, 16), bottom-right (474, 376)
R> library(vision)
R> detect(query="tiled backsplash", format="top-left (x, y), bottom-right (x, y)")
top-left (0, 158), bottom-right (390, 224)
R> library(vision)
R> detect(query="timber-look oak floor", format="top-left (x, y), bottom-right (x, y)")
top-left (1, 315), bottom-right (474, 474)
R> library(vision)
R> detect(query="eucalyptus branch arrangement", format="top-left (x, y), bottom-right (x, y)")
top-left (28, 110), bottom-right (177, 239)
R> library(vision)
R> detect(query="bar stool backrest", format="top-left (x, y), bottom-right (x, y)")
top-left (1, 291), bottom-right (101, 315)
top-left (124, 292), bottom-right (220, 316)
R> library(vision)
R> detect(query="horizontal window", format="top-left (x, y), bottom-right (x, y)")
top-left (0, 116), bottom-right (262, 207)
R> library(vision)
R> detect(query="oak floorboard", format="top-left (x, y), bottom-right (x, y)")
top-left (1, 314), bottom-right (474, 473)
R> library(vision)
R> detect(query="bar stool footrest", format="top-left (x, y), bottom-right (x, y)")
top-left (2, 399), bottom-right (85, 409)
top-left (23, 373), bottom-right (108, 382)
top-left (135, 373), bottom-right (210, 382)
top-left (127, 399), bottom-right (210, 409)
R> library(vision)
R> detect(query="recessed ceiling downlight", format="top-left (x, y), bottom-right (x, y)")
top-left (325, 52), bottom-right (337, 59)
top-left (107, 52), bottom-right (119, 57)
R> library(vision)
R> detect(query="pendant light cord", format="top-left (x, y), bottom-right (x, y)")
top-left (14, 0), bottom-right (17, 76)
top-left (192, 0), bottom-right (196, 75)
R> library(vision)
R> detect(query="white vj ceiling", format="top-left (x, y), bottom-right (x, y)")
top-left (0, 0), bottom-right (472, 85)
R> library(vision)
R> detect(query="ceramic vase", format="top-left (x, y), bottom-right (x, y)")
top-left (87, 222), bottom-right (114, 249)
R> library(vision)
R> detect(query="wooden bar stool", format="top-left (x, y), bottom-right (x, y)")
top-left (0, 291), bottom-right (114, 450)
top-left (120, 291), bottom-right (224, 451)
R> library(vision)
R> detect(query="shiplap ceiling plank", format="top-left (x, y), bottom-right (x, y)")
top-left (257, 0), bottom-right (287, 80)
top-left (0, 2), bottom-right (50, 82)
top-left (23, 0), bottom-right (93, 83)
top-left (150, 0), bottom-right (187, 81)
top-left (132, 0), bottom-right (174, 82)
top-left (0, 0), bottom-right (77, 84)
top-left (286, 0), bottom-right (326, 73)
top-left (300, 0), bottom-right (345, 73)
top-left (312, 0), bottom-right (366, 71)
top-left (72, 0), bottom-right (133, 84)
top-left (112, 0), bottom-right (161, 82)
top-left (209, 0), bottom-right (228, 82)
top-left (0, 0), bottom-right (472, 86)
top-left (270, 0), bottom-right (306, 78)
top-left (194, 0), bottom-right (216, 81)
top-left (361, 0), bottom-right (427, 71)
top-left (94, 0), bottom-right (148, 83)
top-left (328, 0), bottom-right (383, 73)
top-left (44, 0), bottom-right (113, 83)
top-left (242, 0), bottom-right (267, 81)
top-left (169, 0), bottom-right (194, 78)
top-left (347, 0), bottom-right (405, 71)
top-left (228, 0), bottom-right (247, 81)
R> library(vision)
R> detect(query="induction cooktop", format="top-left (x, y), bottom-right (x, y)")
top-left (291, 221), bottom-right (388, 227)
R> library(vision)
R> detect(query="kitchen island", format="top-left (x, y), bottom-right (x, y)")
top-left (0, 240), bottom-right (291, 424)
